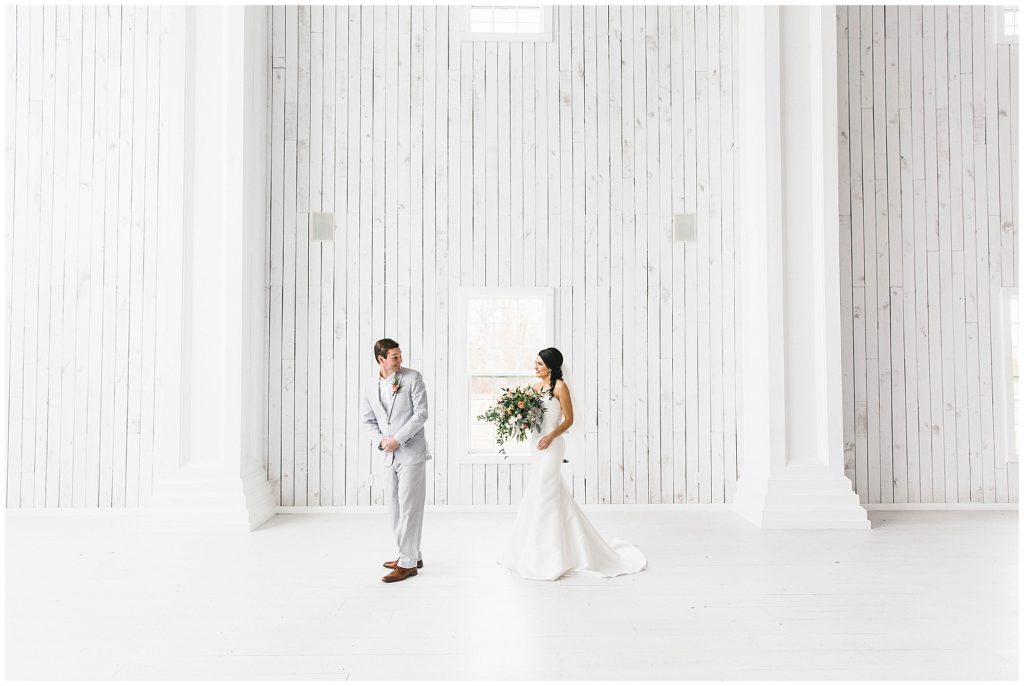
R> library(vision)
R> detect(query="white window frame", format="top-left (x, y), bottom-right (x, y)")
top-left (452, 286), bottom-right (556, 465)
top-left (455, 5), bottom-right (554, 44)
top-left (994, 287), bottom-right (1019, 463)
top-left (996, 6), bottom-right (1019, 44)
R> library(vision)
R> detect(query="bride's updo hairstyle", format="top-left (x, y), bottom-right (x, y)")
top-left (538, 347), bottom-right (564, 397)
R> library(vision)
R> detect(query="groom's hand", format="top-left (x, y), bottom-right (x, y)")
top-left (379, 437), bottom-right (400, 453)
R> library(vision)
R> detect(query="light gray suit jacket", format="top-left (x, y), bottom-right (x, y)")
top-left (360, 367), bottom-right (432, 467)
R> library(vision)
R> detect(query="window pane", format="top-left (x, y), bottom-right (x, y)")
top-left (467, 296), bottom-right (548, 373)
top-left (469, 374), bottom-right (536, 451)
top-left (494, 8), bottom-right (517, 23)
top-left (468, 5), bottom-right (544, 35)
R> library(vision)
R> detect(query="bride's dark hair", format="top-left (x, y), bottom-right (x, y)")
top-left (538, 347), bottom-right (564, 398)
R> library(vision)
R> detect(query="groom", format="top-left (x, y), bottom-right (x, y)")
top-left (359, 338), bottom-right (431, 583)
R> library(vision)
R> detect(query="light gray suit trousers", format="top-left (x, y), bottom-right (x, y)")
top-left (360, 367), bottom-right (431, 569)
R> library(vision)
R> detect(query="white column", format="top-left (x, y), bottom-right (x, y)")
top-left (732, 5), bottom-right (869, 529)
top-left (147, 6), bottom-right (274, 531)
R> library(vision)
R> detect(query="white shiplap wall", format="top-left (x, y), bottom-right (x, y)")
top-left (837, 6), bottom-right (1019, 504)
top-left (5, 6), bottom-right (186, 508)
top-left (266, 5), bottom-right (741, 506)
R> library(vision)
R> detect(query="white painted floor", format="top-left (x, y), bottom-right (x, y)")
top-left (4, 509), bottom-right (1018, 680)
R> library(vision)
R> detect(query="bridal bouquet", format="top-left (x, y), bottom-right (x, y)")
top-left (476, 385), bottom-right (546, 454)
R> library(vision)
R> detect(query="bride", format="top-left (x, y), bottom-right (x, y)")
top-left (499, 347), bottom-right (647, 580)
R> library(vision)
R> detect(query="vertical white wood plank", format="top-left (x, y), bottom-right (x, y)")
top-left (472, 41), bottom-right (484, 291)
top-left (307, 15), bottom-right (323, 507)
top-left (860, 6), bottom-right (881, 506)
top-left (484, 41), bottom-right (497, 288)
top-left (281, 4), bottom-right (298, 507)
top-left (96, 5), bottom-right (122, 509)
top-left (593, 5), bottom-right (606, 505)
top-left (368, 6), bottom-right (387, 505)
top-left (410, 5), bottom-right (425, 499)
top-left (722, 5), bottom-right (738, 503)
top-left (656, 5), bottom-right (672, 505)
top-left (108, 5), bottom-right (135, 508)
top-left (935, 7), bottom-right (956, 503)
top-left (325, 4), bottom-right (343, 507)
top-left (497, 462), bottom-right (510, 506)
top-left (642, 6), bottom-right (661, 505)
top-left (972, 6), bottom-right (995, 503)
top-left (269, 9), bottom-right (285, 505)
top-left (414, 4), bottom-right (432, 504)
top-left (869, 6), bottom-right (892, 505)
top-left (695, 5), bottom-right (710, 504)
top-left (543, 38), bottom-right (557, 290)
top-left (30, 5), bottom-right (54, 508)
top-left (957, 9), bottom-right (983, 503)
top-left (82, 6), bottom-right (105, 507)
top-left (668, 5), bottom-right (685, 504)
top-left (58, 6), bottom-right (83, 507)
top-left (139, 5), bottom-right (161, 504)
top-left (570, 6), bottom-right (586, 502)
top-left (437, 6), bottom-right (451, 505)
top-left (321, 4), bottom-right (337, 508)
top-left (897, 4), bottom-right (921, 502)
top-left (395, 7), bottom-right (410, 355)
top-left (321, 3), bottom-right (336, 504)
top-left (996, 44), bottom-right (1012, 291)
top-left (946, 6), bottom-right (970, 504)
top-left (124, 5), bottom-right (148, 507)
top-left (8, 7), bottom-right (30, 506)
top-left (510, 463), bottom-right (522, 505)
top-left (295, 7), bottom-right (310, 507)
top-left (520, 41), bottom-right (535, 289)
top-left (631, 5), bottom-right (649, 505)
top-left (473, 463), bottom-right (485, 505)
top-left (883, 7), bottom-right (906, 504)
top-left (47, 6), bottom-right (70, 506)
top-left (496, 40), bottom-right (511, 291)
top-left (19, 6), bottom-right (43, 507)
top-left (1010, 41), bottom-right (1019, 293)
top-left (511, 41), bottom-right (524, 289)
top-left (461, 39), bottom-right (473, 296)
top-left (910, 6), bottom-right (933, 503)
top-left (619, 6), bottom-right (636, 505)
top-left (4, 4), bottom-right (16, 504)
top-left (848, 7), bottom-right (868, 501)
top-left (682, 6), bottom-right (698, 504)
top-left (609, 5), bottom-right (624, 505)
top-left (707, 6), bottom-right (723, 504)
top-left (345, 7), bottom-right (362, 507)
top-left (269, 51), bottom-right (284, 503)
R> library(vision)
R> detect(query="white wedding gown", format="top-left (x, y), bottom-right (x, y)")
top-left (499, 392), bottom-right (647, 580)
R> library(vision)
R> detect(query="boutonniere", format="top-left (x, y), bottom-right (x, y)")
top-left (390, 373), bottom-right (401, 395)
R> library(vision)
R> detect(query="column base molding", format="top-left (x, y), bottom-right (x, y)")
top-left (144, 464), bottom-right (276, 531)
top-left (732, 469), bottom-right (871, 529)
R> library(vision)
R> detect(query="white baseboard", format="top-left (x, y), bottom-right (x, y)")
top-left (276, 502), bottom-right (1017, 514)
top-left (7, 502), bottom-right (1016, 518)
top-left (275, 503), bottom-right (737, 514)
top-left (861, 503), bottom-right (1018, 511)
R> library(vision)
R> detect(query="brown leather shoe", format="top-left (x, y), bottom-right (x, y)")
top-left (383, 558), bottom-right (423, 570)
top-left (382, 566), bottom-right (418, 583)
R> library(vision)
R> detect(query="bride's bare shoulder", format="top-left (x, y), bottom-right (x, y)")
top-left (553, 378), bottom-right (569, 393)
